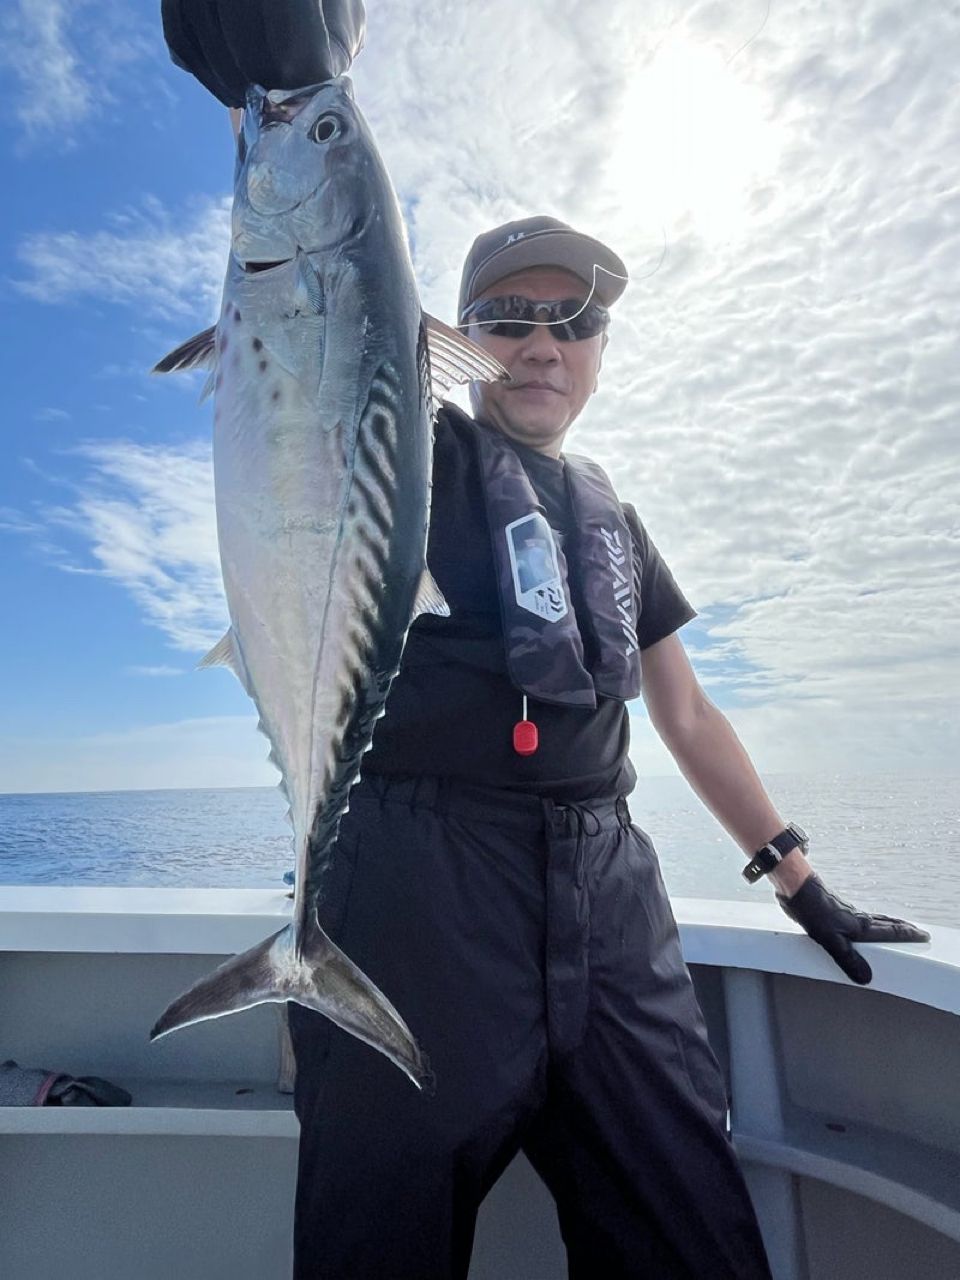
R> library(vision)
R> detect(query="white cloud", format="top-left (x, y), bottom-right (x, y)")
top-left (1, 0), bottom-right (91, 139)
top-left (33, 407), bottom-right (71, 423)
top-left (0, 506), bottom-right (43, 536)
top-left (9, 0), bottom-right (960, 777)
top-left (629, 692), bottom-right (960, 782)
top-left (15, 195), bottom-right (231, 321)
top-left (125, 665), bottom-right (185, 678)
top-left (0, 717), bottom-right (277, 794)
top-left (355, 0), bottom-right (960, 771)
top-left (50, 440), bottom-right (225, 652)
top-left (0, 0), bottom-right (154, 142)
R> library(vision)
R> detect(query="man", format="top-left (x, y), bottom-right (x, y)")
top-left (159, 7), bottom-right (930, 1277)
top-left (285, 214), bottom-right (930, 1279)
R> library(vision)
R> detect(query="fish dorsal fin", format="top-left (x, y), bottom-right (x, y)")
top-left (423, 312), bottom-right (508, 404)
top-left (413, 566), bottom-right (450, 618)
top-left (153, 326), bottom-right (217, 374)
top-left (198, 627), bottom-right (251, 692)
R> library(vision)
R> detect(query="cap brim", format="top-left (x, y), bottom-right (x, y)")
top-left (463, 229), bottom-right (628, 314)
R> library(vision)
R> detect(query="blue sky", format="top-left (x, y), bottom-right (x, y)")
top-left (1, 0), bottom-right (958, 791)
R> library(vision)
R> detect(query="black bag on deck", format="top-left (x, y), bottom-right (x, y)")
top-left (0, 1059), bottom-right (132, 1107)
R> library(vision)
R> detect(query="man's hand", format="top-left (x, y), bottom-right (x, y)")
top-left (161, 0), bottom-right (366, 107)
top-left (776, 873), bottom-right (930, 985)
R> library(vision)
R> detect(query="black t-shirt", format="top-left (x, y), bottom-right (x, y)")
top-left (362, 407), bottom-right (697, 801)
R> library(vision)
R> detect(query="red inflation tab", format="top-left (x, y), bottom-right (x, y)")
top-left (513, 720), bottom-right (539, 756)
top-left (514, 695), bottom-right (538, 756)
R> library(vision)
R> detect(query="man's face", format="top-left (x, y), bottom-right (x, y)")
top-left (466, 266), bottom-right (606, 456)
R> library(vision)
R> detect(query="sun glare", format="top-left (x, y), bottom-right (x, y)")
top-left (615, 38), bottom-right (781, 241)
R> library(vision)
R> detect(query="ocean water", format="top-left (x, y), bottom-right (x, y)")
top-left (0, 773), bottom-right (958, 928)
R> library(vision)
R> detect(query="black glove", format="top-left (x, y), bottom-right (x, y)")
top-left (161, 0), bottom-right (367, 106)
top-left (776, 873), bottom-right (930, 985)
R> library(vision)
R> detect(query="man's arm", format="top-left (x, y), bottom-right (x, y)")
top-left (639, 632), bottom-right (812, 895)
top-left (639, 629), bottom-right (930, 985)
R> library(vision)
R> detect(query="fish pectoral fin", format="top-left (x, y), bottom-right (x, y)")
top-left (295, 249), bottom-right (325, 315)
top-left (198, 370), bottom-right (217, 403)
top-left (153, 325), bottom-right (217, 374)
top-left (423, 312), bottom-right (509, 404)
top-left (198, 628), bottom-right (251, 692)
top-left (413, 566), bottom-right (450, 618)
top-left (149, 918), bottom-right (428, 1089)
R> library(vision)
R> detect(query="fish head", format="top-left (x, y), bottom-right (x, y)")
top-left (231, 77), bottom-right (386, 275)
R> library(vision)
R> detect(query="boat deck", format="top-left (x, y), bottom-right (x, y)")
top-left (1, 886), bottom-right (958, 1279)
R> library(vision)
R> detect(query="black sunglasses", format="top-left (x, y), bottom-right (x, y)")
top-left (459, 295), bottom-right (610, 341)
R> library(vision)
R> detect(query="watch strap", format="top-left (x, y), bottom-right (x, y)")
top-left (742, 823), bottom-right (808, 884)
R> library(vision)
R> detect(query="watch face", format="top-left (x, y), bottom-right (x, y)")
top-left (788, 823), bottom-right (809, 849)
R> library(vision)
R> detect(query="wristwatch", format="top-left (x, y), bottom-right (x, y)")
top-left (742, 822), bottom-right (809, 884)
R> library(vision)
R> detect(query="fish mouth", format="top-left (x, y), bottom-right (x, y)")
top-left (236, 218), bottom-right (367, 274)
top-left (240, 258), bottom-right (294, 274)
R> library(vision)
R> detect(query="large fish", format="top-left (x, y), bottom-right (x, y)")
top-left (150, 77), bottom-right (506, 1086)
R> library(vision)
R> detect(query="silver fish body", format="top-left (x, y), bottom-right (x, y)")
top-left (150, 78), bottom-right (505, 1085)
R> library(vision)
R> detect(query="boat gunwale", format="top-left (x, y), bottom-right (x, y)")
top-left (0, 885), bottom-right (956, 1014)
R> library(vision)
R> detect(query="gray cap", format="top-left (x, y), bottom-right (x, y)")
top-left (458, 215), bottom-right (628, 319)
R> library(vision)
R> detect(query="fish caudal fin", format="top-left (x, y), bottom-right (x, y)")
top-left (149, 919), bottom-right (426, 1088)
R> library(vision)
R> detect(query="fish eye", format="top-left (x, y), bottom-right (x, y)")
top-left (310, 114), bottom-right (340, 144)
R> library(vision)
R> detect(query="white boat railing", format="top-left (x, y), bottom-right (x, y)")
top-left (1, 886), bottom-right (957, 1280)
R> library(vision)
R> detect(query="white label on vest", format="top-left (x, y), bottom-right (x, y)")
top-left (505, 514), bottom-right (568, 622)
top-left (600, 526), bottom-right (639, 656)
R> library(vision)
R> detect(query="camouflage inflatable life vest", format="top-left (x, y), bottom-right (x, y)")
top-left (471, 420), bottom-right (642, 709)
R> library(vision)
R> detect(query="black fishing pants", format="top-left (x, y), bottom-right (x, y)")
top-left (289, 775), bottom-right (773, 1280)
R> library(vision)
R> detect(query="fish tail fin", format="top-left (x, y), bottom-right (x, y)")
top-left (149, 919), bottom-right (427, 1088)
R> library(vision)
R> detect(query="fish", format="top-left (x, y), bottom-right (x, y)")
top-left (149, 77), bottom-right (506, 1086)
